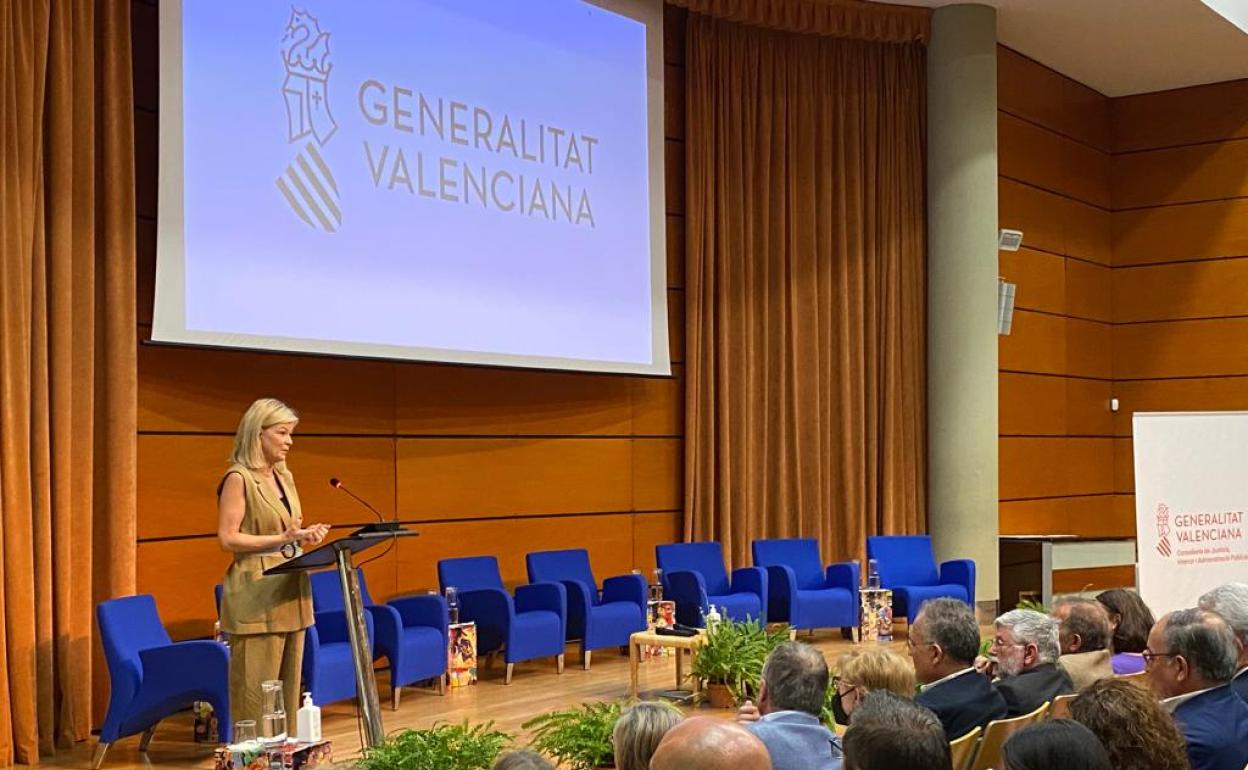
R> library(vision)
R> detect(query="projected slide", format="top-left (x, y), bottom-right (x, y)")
top-left (155, 0), bottom-right (668, 375)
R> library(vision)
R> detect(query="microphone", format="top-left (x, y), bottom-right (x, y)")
top-left (328, 477), bottom-right (388, 525)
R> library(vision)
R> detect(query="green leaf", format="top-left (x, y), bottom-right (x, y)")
top-left (357, 722), bottom-right (512, 770)
top-left (522, 700), bottom-right (629, 770)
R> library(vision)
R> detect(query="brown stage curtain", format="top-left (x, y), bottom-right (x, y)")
top-left (0, 0), bottom-right (136, 764)
top-left (684, 12), bottom-right (927, 570)
top-left (668, 0), bottom-right (929, 43)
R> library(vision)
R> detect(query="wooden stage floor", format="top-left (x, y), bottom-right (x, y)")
top-left (39, 630), bottom-right (902, 769)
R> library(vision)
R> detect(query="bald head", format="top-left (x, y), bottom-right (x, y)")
top-left (649, 717), bottom-right (771, 770)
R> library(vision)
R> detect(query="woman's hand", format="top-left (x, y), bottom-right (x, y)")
top-left (300, 522), bottom-right (331, 544)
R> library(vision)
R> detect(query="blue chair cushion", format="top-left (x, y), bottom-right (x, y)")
top-left (593, 600), bottom-right (644, 628)
top-left (708, 592), bottom-right (761, 622)
top-left (794, 588), bottom-right (855, 621)
top-left (312, 643), bottom-right (358, 704)
top-left (509, 609), bottom-right (564, 663)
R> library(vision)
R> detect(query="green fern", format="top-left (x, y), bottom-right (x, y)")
top-left (690, 617), bottom-right (791, 703)
top-left (357, 722), bottom-right (511, 770)
top-left (523, 701), bottom-right (623, 770)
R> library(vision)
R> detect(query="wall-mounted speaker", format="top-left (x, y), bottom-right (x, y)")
top-left (998, 278), bottom-right (1017, 336)
top-left (999, 228), bottom-right (1024, 251)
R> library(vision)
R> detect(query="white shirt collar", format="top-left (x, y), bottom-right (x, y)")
top-left (1162, 685), bottom-right (1221, 713)
top-left (1235, 665), bottom-right (1248, 680)
top-left (921, 666), bottom-right (977, 692)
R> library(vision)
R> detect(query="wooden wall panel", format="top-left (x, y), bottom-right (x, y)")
top-left (1113, 258), bottom-right (1248, 322)
top-left (633, 438), bottom-right (683, 512)
top-left (999, 113), bottom-right (1110, 208)
top-left (1113, 199), bottom-right (1248, 267)
top-left (1112, 377), bottom-right (1248, 436)
top-left (1000, 373), bottom-right (1066, 436)
top-left (998, 180), bottom-right (1111, 265)
top-left (633, 511), bottom-right (684, 573)
top-left (1066, 318), bottom-right (1113, 380)
top-left (1052, 565), bottom-right (1135, 593)
top-left (1112, 141), bottom-right (1248, 209)
top-left (1114, 319), bottom-right (1248, 379)
top-left (1111, 79), bottom-right (1248, 152)
top-left (137, 435), bottom-right (397, 539)
top-left (1065, 378), bottom-right (1113, 436)
top-left (997, 47), bottom-right (1110, 151)
top-left (1000, 311), bottom-right (1066, 375)
top-left (1000, 248), bottom-right (1065, 315)
top-left (1113, 438), bottom-right (1134, 493)
top-left (999, 495), bottom-right (1133, 538)
top-left (1065, 260), bottom-right (1111, 322)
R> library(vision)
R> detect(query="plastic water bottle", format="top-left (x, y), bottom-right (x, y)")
top-left (867, 559), bottom-right (881, 590)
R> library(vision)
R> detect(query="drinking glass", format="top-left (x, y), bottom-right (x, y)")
top-left (234, 719), bottom-right (257, 745)
top-left (260, 679), bottom-right (287, 745)
top-left (445, 586), bottom-right (460, 625)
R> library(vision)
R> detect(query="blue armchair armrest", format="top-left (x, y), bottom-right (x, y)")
top-left (826, 560), bottom-right (860, 593)
top-left (556, 579), bottom-right (594, 639)
top-left (515, 581), bottom-right (567, 616)
top-left (731, 566), bottom-right (768, 619)
top-left (939, 559), bottom-right (976, 606)
top-left (388, 593), bottom-right (449, 630)
top-left (367, 603), bottom-right (403, 661)
top-left (667, 569), bottom-right (710, 625)
top-left (137, 640), bottom-right (229, 688)
top-left (602, 573), bottom-right (647, 608)
top-left (764, 564), bottom-right (798, 624)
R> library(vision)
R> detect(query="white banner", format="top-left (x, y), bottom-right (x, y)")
top-left (1135, 412), bottom-right (1248, 617)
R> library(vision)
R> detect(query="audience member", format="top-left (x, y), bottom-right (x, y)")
top-left (491, 750), bottom-right (555, 770)
top-left (826, 647), bottom-right (915, 724)
top-left (842, 691), bottom-right (951, 770)
top-left (909, 597), bottom-right (1007, 740)
top-left (1096, 588), bottom-right (1153, 674)
top-left (1198, 582), bottom-right (1248, 703)
top-left (1051, 597), bottom-right (1114, 690)
top-left (1069, 678), bottom-right (1188, 770)
top-left (733, 642), bottom-right (841, 770)
top-left (650, 716), bottom-right (771, 770)
top-left (990, 609), bottom-right (1074, 716)
top-left (611, 701), bottom-right (681, 770)
top-left (1147, 608), bottom-right (1248, 770)
top-left (1000, 719), bottom-right (1111, 770)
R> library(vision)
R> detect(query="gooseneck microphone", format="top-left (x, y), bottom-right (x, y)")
top-left (329, 477), bottom-right (388, 524)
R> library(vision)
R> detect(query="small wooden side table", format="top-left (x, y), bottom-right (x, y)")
top-left (628, 629), bottom-right (705, 697)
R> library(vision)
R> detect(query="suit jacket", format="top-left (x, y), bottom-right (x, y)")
top-left (1058, 649), bottom-right (1114, 691)
top-left (994, 663), bottom-right (1073, 717)
top-left (1172, 685), bottom-right (1248, 770)
top-left (747, 710), bottom-right (842, 770)
top-left (1231, 668), bottom-right (1248, 705)
top-left (916, 669), bottom-right (1009, 741)
top-left (219, 464), bottom-right (314, 635)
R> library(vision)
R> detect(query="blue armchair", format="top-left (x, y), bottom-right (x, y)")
top-left (866, 535), bottom-right (975, 624)
top-left (303, 571), bottom-right (377, 707)
top-left (95, 595), bottom-right (230, 769)
top-left (752, 538), bottom-right (859, 633)
top-left (526, 549), bottom-right (647, 669)
top-left (655, 542), bottom-right (767, 627)
top-left (438, 555), bottom-right (567, 684)
top-left (310, 570), bottom-right (447, 709)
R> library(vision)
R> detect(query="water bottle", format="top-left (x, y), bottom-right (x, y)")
top-left (867, 559), bottom-right (881, 590)
top-left (445, 586), bottom-right (460, 626)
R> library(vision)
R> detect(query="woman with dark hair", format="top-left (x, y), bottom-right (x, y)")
top-left (1069, 678), bottom-right (1189, 770)
top-left (1095, 589), bottom-right (1154, 674)
top-left (1001, 720), bottom-right (1111, 770)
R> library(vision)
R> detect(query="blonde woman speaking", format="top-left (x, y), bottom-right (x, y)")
top-left (217, 398), bottom-right (330, 724)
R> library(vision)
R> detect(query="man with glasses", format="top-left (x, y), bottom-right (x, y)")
top-left (985, 609), bottom-right (1073, 716)
top-left (1146, 608), bottom-right (1248, 770)
top-left (909, 597), bottom-right (1007, 740)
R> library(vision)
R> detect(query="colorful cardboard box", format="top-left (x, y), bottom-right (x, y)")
top-left (646, 600), bottom-right (676, 658)
top-left (859, 588), bottom-right (894, 643)
top-left (213, 740), bottom-right (331, 770)
top-left (193, 701), bottom-right (219, 743)
top-left (448, 621), bottom-right (478, 687)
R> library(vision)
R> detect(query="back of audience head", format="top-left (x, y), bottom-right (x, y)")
top-left (994, 609), bottom-right (1060, 676)
top-left (759, 641), bottom-right (828, 716)
top-left (649, 716), bottom-right (771, 770)
top-left (1197, 582), bottom-right (1248, 666)
top-left (1147, 607), bottom-right (1238, 697)
top-left (1069, 678), bottom-right (1189, 770)
top-left (1051, 597), bottom-right (1111, 654)
top-left (1000, 719), bottom-right (1111, 770)
top-left (491, 750), bottom-right (555, 770)
top-left (835, 647), bottom-right (916, 717)
top-left (909, 597), bottom-right (980, 683)
top-left (843, 691), bottom-right (951, 770)
top-left (1095, 588), bottom-right (1154, 654)
top-left (611, 701), bottom-right (680, 770)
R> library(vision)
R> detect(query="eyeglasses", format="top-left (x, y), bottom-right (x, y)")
top-left (831, 676), bottom-right (860, 699)
top-left (1142, 650), bottom-right (1181, 664)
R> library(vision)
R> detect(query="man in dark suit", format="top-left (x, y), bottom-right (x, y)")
top-left (909, 597), bottom-right (1007, 740)
top-left (1198, 583), bottom-right (1248, 704)
top-left (1149, 608), bottom-right (1248, 770)
top-left (988, 609), bottom-right (1074, 716)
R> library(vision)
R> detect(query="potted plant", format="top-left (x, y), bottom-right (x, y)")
top-left (357, 722), bottom-right (512, 770)
top-left (523, 700), bottom-right (623, 770)
top-left (690, 616), bottom-right (789, 708)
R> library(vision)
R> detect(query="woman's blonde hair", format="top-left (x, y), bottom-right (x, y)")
top-left (836, 648), bottom-right (916, 697)
top-left (612, 701), bottom-right (681, 770)
top-left (229, 398), bottom-right (299, 470)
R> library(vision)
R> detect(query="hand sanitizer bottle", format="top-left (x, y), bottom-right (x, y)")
top-left (296, 692), bottom-right (321, 743)
top-left (704, 604), bottom-right (722, 632)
